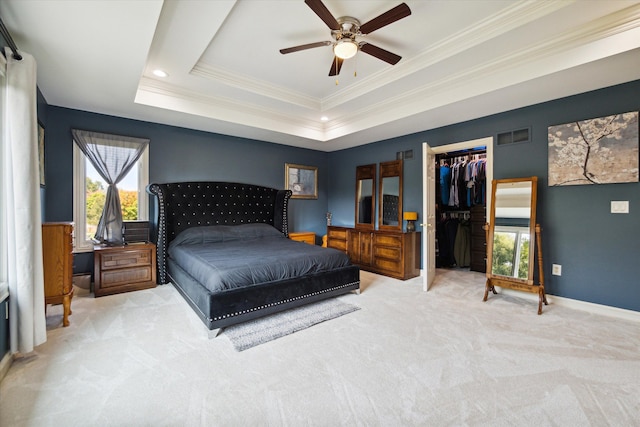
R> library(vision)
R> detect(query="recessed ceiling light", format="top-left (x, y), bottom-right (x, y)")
top-left (153, 69), bottom-right (168, 78)
top-left (321, 116), bottom-right (329, 121)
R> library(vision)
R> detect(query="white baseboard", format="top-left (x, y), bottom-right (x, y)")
top-left (0, 351), bottom-right (12, 384)
top-left (499, 288), bottom-right (640, 322)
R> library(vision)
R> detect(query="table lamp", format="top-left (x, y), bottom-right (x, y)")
top-left (404, 211), bottom-right (418, 232)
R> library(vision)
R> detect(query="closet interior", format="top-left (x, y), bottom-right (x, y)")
top-left (435, 147), bottom-right (487, 273)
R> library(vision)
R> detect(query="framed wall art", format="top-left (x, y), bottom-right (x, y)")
top-left (548, 111), bottom-right (638, 186)
top-left (285, 163), bottom-right (317, 199)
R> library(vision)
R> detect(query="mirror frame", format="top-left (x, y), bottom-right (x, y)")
top-left (486, 176), bottom-right (537, 284)
top-left (355, 164), bottom-right (376, 230)
top-left (378, 160), bottom-right (403, 231)
top-left (484, 176), bottom-right (548, 314)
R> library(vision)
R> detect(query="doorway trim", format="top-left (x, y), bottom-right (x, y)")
top-left (421, 137), bottom-right (494, 291)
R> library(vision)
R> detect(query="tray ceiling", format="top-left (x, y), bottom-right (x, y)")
top-left (2, 0), bottom-right (640, 151)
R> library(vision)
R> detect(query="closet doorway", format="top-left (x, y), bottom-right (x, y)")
top-left (421, 137), bottom-right (493, 291)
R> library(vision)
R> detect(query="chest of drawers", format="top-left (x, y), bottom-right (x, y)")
top-left (42, 222), bottom-right (74, 326)
top-left (327, 226), bottom-right (420, 280)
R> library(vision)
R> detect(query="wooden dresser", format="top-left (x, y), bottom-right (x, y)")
top-left (470, 205), bottom-right (487, 273)
top-left (327, 226), bottom-right (420, 280)
top-left (94, 243), bottom-right (157, 297)
top-left (289, 231), bottom-right (316, 245)
top-left (42, 222), bottom-right (74, 327)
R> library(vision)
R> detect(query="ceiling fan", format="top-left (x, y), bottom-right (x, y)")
top-left (279, 0), bottom-right (412, 76)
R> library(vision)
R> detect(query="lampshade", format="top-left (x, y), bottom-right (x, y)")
top-left (403, 212), bottom-right (418, 221)
top-left (333, 39), bottom-right (358, 59)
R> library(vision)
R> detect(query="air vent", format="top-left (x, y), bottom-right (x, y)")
top-left (396, 149), bottom-right (414, 160)
top-left (497, 127), bottom-right (530, 145)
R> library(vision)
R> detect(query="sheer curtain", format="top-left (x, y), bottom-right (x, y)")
top-left (71, 130), bottom-right (149, 245)
top-left (1, 48), bottom-right (46, 354)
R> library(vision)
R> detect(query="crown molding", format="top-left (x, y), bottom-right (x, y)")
top-left (136, 77), bottom-right (326, 140)
top-left (191, 62), bottom-right (320, 110)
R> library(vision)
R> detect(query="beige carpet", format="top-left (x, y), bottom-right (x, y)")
top-left (1, 269), bottom-right (639, 426)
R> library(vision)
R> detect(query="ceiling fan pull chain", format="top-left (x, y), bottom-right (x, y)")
top-left (354, 52), bottom-right (358, 78)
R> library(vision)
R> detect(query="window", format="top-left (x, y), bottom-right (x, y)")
top-left (492, 226), bottom-right (530, 279)
top-left (73, 143), bottom-right (149, 252)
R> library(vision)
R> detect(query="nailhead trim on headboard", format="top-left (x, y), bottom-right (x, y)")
top-left (147, 182), bottom-right (292, 285)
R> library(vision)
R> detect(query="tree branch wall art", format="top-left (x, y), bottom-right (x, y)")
top-left (548, 111), bottom-right (639, 186)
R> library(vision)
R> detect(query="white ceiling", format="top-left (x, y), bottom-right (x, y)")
top-left (2, 0), bottom-right (640, 152)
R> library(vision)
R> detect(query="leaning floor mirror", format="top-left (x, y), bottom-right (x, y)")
top-left (483, 176), bottom-right (547, 314)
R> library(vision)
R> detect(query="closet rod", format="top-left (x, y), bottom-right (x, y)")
top-left (0, 17), bottom-right (22, 60)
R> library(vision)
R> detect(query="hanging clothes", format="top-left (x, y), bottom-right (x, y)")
top-left (464, 158), bottom-right (487, 207)
top-left (453, 219), bottom-right (471, 268)
top-left (440, 163), bottom-right (451, 206)
top-left (436, 215), bottom-right (459, 268)
top-left (435, 149), bottom-right (486, 270)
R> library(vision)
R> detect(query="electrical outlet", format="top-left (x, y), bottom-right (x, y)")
top-left (552, 264), bottom-right (562, 276)
top-left (611, 201), bottom-right (629, 214)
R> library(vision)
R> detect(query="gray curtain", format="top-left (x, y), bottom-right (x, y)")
top-left (72, 129), bottom-right (149, 245)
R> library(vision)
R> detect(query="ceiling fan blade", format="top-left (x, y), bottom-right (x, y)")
top-left (329, 57), bottom-right (344, 76)
top-left (360, 43), bottom-right (402, 65)
top-left (304, 0), bottom-right (340, 30)
top-left (280, 41), bottom-right (332, 55)
top-left (359, 3), bottom-right (411, 34)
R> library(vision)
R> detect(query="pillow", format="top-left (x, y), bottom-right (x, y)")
top-left (170, 223), bottom-right (283, 247)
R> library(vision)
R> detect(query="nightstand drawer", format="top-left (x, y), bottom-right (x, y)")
top-left (100, 266), bottom-right (153, 288)
top-left (99, 249), bottom-right (152, 270)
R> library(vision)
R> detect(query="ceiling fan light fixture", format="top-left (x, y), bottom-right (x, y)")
top-left (333, 39), bottom-right (358, 59)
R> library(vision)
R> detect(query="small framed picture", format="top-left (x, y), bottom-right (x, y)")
top-left (285, 163), bottom-right (318, 199)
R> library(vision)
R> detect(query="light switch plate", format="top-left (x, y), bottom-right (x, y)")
top-left (552, 264), bottom-right (562, 276)
top-left (611, 201), bottom-right (629, 214)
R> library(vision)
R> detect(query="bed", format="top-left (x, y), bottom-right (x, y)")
top-left (147, 181), bottom-right (360, 333)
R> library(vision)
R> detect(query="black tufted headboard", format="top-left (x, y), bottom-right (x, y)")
top-left (147, 181), bottom-right (292, 284)
top-left (382, 194), bottom-right (399, 225)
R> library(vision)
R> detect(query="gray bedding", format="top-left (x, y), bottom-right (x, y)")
top-left (168, 223), bottom-right (351, 293)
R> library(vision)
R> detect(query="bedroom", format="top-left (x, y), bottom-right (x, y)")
top-left (1, 0), bottom-right (640, 424)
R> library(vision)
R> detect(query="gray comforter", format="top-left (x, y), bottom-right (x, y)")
top-left (168, 223), bottom-right (351, 293)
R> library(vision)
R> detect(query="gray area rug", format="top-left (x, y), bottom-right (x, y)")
top-left (222, 298), bottom-right (360, 351)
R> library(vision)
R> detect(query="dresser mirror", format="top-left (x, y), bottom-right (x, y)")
top-left (378, 160), bottom-right (403, 230)
top-left (355, 164), bottom-right (376, 229)
top-left (484, 176), bottom-right (547, 314)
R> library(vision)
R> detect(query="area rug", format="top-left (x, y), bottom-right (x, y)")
top-left (222, 298), bottom-right (360, 351)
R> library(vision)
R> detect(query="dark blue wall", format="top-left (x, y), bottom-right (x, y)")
top-left (42, 80), bottom-right (640, 312)
top-left (328, 79), bottom-right (640, 312)
top-left (44, 107), bottom-right (330, 272)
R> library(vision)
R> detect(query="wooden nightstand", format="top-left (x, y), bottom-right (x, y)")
top-left (289, 231), bottom-right (316, 245)
top-left (94, 243), bottom-right (157, 297)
